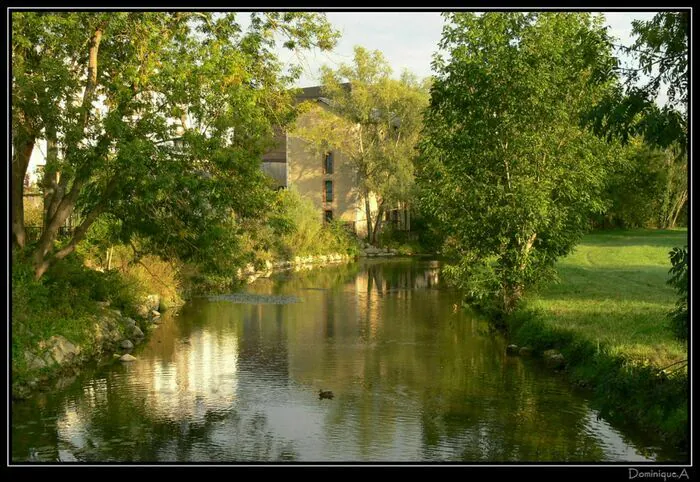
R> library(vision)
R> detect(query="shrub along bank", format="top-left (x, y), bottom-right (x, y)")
top-left (11, 249), bottom-right (178, 399)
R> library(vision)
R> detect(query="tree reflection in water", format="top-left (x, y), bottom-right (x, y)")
top-left (11, 260), bottom-right (670, 462)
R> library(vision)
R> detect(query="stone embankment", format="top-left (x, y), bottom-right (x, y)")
top-left (13, 294), bottom-right (169, 399)
top-left (236, 252), bottom-right (355, 284)
top-left (358, 244), bottom-right (399, 258)
top-left (505, 343), bottom-right (566, 370)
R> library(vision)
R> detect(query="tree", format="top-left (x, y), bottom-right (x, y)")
top-left (594, 139), bottom-right (687, 229)
top-left (667, 246), bottom-right (688, 341)
top-left (293, 46), bottom-right (429, 243)
top-left (417, 12), bottom-right (620, 315)
top-left (584, 12), bottom-right (688, 230)
top-left (586, 12), bottom-right (688, 146)
top-left (11, 12), bottom-right (339, 280)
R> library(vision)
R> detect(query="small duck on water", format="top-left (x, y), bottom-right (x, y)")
top-left (319, 390), bottom-right (334, 400)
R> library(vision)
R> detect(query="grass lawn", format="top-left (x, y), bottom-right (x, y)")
top-left (527, 228), bottom-right (688, 368)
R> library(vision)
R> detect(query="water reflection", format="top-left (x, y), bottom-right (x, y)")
top-left (11, 259), bottom-right (680, 462)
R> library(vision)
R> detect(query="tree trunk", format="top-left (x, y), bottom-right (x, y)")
top-left (499, 232), bottom-right (537, 315)
top-left (33, 24), bottom-right (105, 280)
top-left (33, 198), bottom-right (107, 280)
top-left (668, 190), bottom-right (688, 229)
top-left (364, 191), bottom-right (373, 242)
top-left (11, 136), bottom-right (35, 250)
top-left (371, 201), bottom-right (386, 245)
top-left (43, 126), bottom-right (63, 227)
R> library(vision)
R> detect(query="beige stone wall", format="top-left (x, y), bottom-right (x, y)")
top-left (287, 104), bottom-right (379, 234)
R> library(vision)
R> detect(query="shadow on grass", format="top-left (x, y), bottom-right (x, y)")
top-left (537, 265), bottom-right (676, 306)
top-left (582, 230), bottom-right (687, 249)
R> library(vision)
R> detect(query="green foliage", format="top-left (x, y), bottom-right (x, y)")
top-left (595, 140), bottom-right (687, 229)
top-left (628, 12), bottom-right (688, 111)
top-left (584, 12), bottom-right (687, 151)
top-left (12, 12), bottom-right (339, 278)
top-left (11, 250), bottom-right (140, 381)
top-left (419, 12), bottom-right (619, 314)
top-left (273, 188), bottom-right (360, 258)
top-left (295, 46), bottom-right (429, 242)
top-left (667, 246), bottom-right (688, 340)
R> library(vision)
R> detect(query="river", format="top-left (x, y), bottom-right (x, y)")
top-left (11, 258), bottom-right (682, 462)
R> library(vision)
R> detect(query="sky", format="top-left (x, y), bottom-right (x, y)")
top-left (26, 11), bottom-right (663, 175)
top-left (269, 12), bottom-right (659, 88)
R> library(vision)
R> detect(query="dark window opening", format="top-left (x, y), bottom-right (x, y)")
top-left (324, 152), bottom-right (334, 174)
top-left (324, 210), bottom-right (333, 223)
top-left (325, 180), bottom-right (333, 202)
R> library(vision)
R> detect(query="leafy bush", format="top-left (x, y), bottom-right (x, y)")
top-left (274, 188), bottom-right (360, 258)
top-left (667, 246), bottom-right (688, 340)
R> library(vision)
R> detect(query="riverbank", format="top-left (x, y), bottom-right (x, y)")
top-left (503, 229), bottom-right (688, 453)
top-left (11, 248), bottom-right (361, 400)
top-left (11, 250), bottom-right (183, 400)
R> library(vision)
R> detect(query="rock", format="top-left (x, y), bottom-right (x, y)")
top-left (152, 316), bottom-right (163, 325)
top-left (54, 375), bottom-right (76, 390)
top-left (120, 339), bottom-right (134, 350)
top-left (96, 301), bottom-right (111, 308)
top-left (135, 304), bottom-right (150, 319)
top-left (264, 260), bottom-right (273, 271)
top-left (110, 329), bottom-right (122, 342)
top-left (41, 335), bottom-right (80, 365)
top-left (113, 353), bottom-right (121, 358)
top-left (244, 263), bottom-right (255, 275)
top-left (119, 354), bottom-right (137, 362)
top-left (518, 346), bottom-right (533, 356)
top-left (151, 309), bottom-right (161, 319)
top-left (543, 349), bottom-right (566, 369)
top-left (122, 317), bottom-right (137, 328)
top-left (145, 294), bottom-right (161, 311)
top-left (506, 344), bottom-right (519, 355)
top-left (25, 352), bottom-right (47, 371)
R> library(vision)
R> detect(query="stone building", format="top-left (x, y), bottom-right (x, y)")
top-left (262, 85), bottom-right (413, 238)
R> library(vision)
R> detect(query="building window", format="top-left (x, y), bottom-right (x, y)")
top-left (325, 180), bottom-right (333, 203)
top-left (324, 151), bottom-right (334, 174)
top-left (324, 210), bottom-right (333, 223)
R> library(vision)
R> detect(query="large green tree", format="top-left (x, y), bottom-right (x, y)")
top-left (418, 12), bottom-right (620, 315)
top-left (11, 12), bottom-right (338, 279)
top-left (584, 12), bottom-right (688, 230)
top-left (294, 46), bottom-right (429, 243)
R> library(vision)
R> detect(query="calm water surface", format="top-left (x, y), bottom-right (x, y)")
top-left (11, 259), bottom-right (682, 462)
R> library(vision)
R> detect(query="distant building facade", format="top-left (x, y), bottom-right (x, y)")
top-left (262, 86), bottom-right (394, 238)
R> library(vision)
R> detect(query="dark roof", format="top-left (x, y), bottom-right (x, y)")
top-left (295, 83), bottom-right (351, 103)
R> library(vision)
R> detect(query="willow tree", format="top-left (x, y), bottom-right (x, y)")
top-left (418, 12), bottom-right (620, 315)
top-left (11, 12), bottom-right (338, 279)
top-left (294, 46), bottom-right (429, 243)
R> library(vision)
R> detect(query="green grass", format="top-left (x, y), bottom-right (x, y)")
top-left (504, 229), bottom-right (688, 452)
top-left (527, 228), bottom-right (688, 367)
